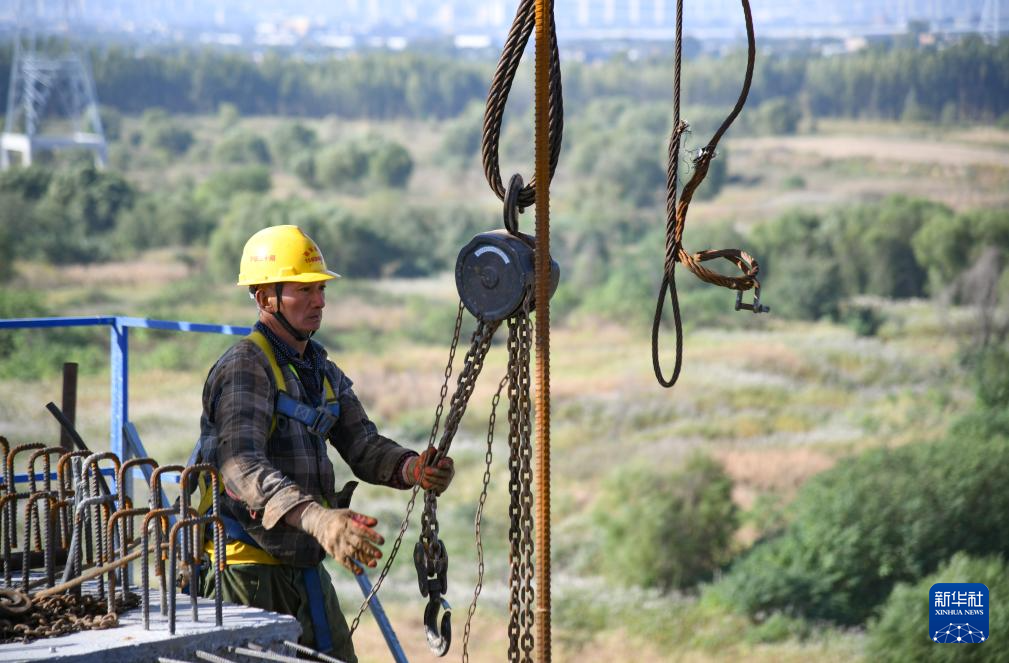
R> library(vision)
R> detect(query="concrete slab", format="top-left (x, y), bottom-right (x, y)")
top-left (1, 591), bottom-right (300, 663)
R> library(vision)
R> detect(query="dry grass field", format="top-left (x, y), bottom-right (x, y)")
top-left (1, 117), bottom-right (1003, 661)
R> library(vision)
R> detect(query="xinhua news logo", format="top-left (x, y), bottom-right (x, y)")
top-left (930, 582), bottom-right (989, 644)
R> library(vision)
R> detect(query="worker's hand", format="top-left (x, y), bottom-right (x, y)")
top-left (406, 447), bottom-right (455, 495)
top-left (297, 502), bottom-right (384, 575)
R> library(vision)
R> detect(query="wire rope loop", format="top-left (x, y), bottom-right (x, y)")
top-left (503, 173), bottom-right (525, 237)
top-left (481, 0), bottom-right (564, 210)
top-left (651, 273), bottom-right (685, 388)
top-left (652, 0), bottom-right (763, 389)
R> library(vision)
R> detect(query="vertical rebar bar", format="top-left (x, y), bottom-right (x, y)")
top-left (533, 0), bottom-right (554, 659)
top-left (118, 458), bottom-right (158, 592)
top-left (106, 507), bottom-right (147, 613)
top-left (12, 443), bottom-right (45, 557)
top-left (142, 507), bottom-right (176, 630)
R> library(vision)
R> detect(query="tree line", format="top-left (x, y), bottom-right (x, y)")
top-left (0, 35), bottom-right (1006, 124)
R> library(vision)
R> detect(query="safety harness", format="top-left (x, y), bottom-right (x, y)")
top-left (193, 329), bottom-right (341, 652)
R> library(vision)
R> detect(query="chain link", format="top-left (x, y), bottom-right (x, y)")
top-left (507, 293), bottom-right (535, 663)
top-left (517, 302), bottom-right (536, 662)
top-left (348, 293), bottom-right (538, 659)
top-left (506, 317), bottom-right (523, 662)
top-left (419, 316), bottom-right (500, 581)
top-left (348, 301), bottom-right (466, 636)
top-left (0, 591), bottom-right (138, 643)
top-left (462, 373), bottom-right (508, 663)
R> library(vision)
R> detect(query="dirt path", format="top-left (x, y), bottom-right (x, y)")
top-left (734, 134), bottom-right (1009, 168)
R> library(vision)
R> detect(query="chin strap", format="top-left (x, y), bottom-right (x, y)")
top-left (272, 283), bottom-right (313, 342)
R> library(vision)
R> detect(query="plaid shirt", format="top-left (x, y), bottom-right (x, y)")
top-left (196, 328), bottom-right (416, 567)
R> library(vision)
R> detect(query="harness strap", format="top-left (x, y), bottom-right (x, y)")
top-left (302, 566), bottom-right (335, 653)
top-left (247, 330), bottom-right (340, 436)
top-left (212, 514), bottom-right (333, 651)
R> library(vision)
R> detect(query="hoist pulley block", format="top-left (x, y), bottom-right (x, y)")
top-left (455, 230), bottom-right (559, 323)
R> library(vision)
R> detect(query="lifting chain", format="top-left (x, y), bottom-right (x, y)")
top-left (461, 373), bottom-right (508, 663)
top-left (652, 0), bottom-right (768, 388)
top-left (415, 316), bottom-right (500, 656)
top-left (506, 296), bottom-right (536, 663)
top-left (348, 301), bottom-right (466, 637)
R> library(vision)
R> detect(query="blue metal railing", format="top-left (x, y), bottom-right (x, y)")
top-left (0, 315), bottom-right (250, 497)
top-left (1, 315), bottom-right (410, 661)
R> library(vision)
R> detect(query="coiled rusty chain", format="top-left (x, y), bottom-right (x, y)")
top-left (652, 0), bottom-right (767, 388)
top-left (482, 0), bottom-right (563, 209)
top-left (0, 590), bottom-right (138, 643)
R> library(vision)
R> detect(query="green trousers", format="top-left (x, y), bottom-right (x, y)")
top-left (201, 563), bottom-right (357, 662)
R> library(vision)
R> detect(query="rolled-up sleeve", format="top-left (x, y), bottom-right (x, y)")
top-left (329, 384), bottom-right (416, 488)
top-left (209, 345), bottom-right (314, 529)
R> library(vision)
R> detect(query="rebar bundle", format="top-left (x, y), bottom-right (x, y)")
top-left (0, 434), bottom-right (224, 644)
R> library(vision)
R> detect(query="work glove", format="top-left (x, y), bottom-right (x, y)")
top-left (405, 447), bottom-right (456, 495)
top-left (298, 502), bottom-right (384, 575)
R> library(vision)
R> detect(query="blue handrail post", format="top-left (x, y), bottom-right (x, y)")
top-left (110, 318), bottom-right (129, 486)
top-left (111, 319), bottom-right (130, 588)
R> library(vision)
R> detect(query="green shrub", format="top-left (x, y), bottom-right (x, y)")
top-left (0, 221), bottom-right (11, 282)
top-left (194, 166), bottom-right (272, 212)
top-left (115, 186), bottom-right (214, 251)
top-left (366, 138), bottom-right (413, 188)
top-left (146, 122), bottom-right (194, 156)
top-left (98, 105), bottom-right (123, 141)
top-left (0, 165), bottom-right (52, 200)
top-left (437, 102), bottom-right (483, 169)
top-left (868, 553), bottom-right (1009, 662)
top-left (829, 196), bottom-right (942, 300)
top-left (594, 453), bottom-right (738, 591)
top-left (270, 122), bottom-right (318, 167)
top-left (781, 174), bottom-right (806, 190)
top-left (217, 102), bottom-right (240, 129)
top-left (290, 150), bottom-right (317, 188)
top-left (316, 142), bottom-right (368, 190)
top-left (950, 347), bottom-right (1009, 439)
top-left (750, 97), bottom-right (802, 135)
top-left (716, 433), bottom-right (1009, 625)
top-left (214, 129), bottom-right (272, 165)
top-left (0, 290), bottom-right (104, 379)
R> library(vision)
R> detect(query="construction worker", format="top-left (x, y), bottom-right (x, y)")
top-left (192, 224), bottom-right (455, 661)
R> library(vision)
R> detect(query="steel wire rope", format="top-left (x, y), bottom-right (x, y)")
top-left (481, 0), bottom-right (564, 209)
top-left (652, 0), bottom-right (765, 388)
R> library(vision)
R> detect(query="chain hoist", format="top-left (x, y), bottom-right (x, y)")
top-left (347, 0), bottom-right (562, 656)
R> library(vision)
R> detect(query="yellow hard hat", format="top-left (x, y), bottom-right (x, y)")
top-left (237, 225), bottom-right (341, 286)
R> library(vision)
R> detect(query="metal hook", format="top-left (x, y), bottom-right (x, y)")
top-left (424, 594), bottom-right (452, 657)
top-left (735, 287), bottom-right (770, 314)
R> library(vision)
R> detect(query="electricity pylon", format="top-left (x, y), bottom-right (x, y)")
top-left (1, 0), bottom-right (107, 169)
top-left (980, 0), bottom-right (1002, 44)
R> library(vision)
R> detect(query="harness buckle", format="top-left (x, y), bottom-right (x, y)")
top-left (308, 405), bottom-right (339, 437)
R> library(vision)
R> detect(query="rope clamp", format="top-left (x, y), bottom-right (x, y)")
top-left (735, 287), bottom-right (770, 314)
